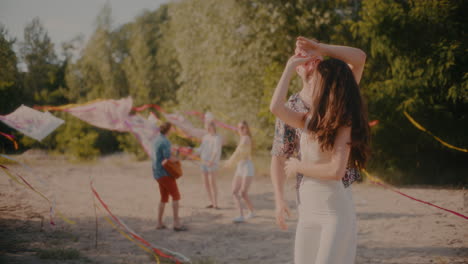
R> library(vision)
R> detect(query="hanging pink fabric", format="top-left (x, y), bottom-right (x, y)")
top-left (164, 113), bottom-right (206, 140)
top-left (125, 114), bottom-right (160, 156)
top-left (64, 97), bottom-right (133, 132)
top-left (0, 105), bottom-right (64, 141)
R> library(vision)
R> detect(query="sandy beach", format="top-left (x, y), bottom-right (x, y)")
top-left (1, 152), bottom-right (467, 264)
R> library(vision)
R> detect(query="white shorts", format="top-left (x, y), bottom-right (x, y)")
top-left (234, 160), bottom-right (254, 177)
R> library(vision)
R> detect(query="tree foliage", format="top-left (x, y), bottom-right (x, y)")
top-left (352, 0), bottom-right (467, 184)
top-left (1, 0), bottom-right (466, 184)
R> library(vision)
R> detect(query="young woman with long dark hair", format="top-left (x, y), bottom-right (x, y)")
top-left (270, 37), bottom-right (370, 263)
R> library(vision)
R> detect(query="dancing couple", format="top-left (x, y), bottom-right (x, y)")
top-left (270, 37), bottom-right (370, 263)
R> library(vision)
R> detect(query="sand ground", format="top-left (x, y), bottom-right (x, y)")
top-left (0, 152), bottom-right (467, 264)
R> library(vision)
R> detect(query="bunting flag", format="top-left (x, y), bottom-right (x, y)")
top-left (64, 97), bottom-right (133, 132)
top-left (363, 170), bottom-right (468, 220)
top-left (403, 111), bottom-right (467, 153)
top-left (164, 113), bottom-right (207, 140)
top-left (124, 114), bottom-right (160, 156)
top-left (148, 112), bottom-right (161, 125)
top-left (132, 104), bottom-right (165, 113)
top-left (0, 105), bottom-right (64, 141)
top-left (173, 146), bottom-right (200, 161)
top-left (185, 110), bottom-right (238, 132)
top-left (34, 98), bottom-right (106, 112)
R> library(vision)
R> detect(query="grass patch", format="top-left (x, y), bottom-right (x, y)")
top-left (45, 230), bottom-right (80, 245)
top-left (36, 248), bottom-right (83, 260)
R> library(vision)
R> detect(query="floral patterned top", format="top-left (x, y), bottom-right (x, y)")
top-left (271, 93), bottom-right (361, 194)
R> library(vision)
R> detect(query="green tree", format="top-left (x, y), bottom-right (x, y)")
top-left (60, 5), bottom-right (126, 158)
top-left (66, 3), bottom-right (128, 102)
top-left (0, 25), bottom-right (20, 113)
top-left (0, 25), bottom-right (21, 152)
top-left (167, 0), bottom-right (351, 148)
top-left (16, 18), bottom-right (68, 150)
top-left (20, 18), bottom-right (66, 106)
top-left (353, 0), bottom-right (468, 184)
top-left (116, 5), bottom-right (180, 159)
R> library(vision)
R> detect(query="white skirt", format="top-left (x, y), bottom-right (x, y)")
top-left (234, 160), bottom-right (254, 177)
top-left (295, 177), bottom-right (357, 264)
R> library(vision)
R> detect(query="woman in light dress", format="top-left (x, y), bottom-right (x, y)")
top-left (198, 121), bottom-right (223, 209)
top-left (224, 120), bottom-right (255, 223)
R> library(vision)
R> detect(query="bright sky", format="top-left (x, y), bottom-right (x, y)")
top-left (0, 0), bottom-right (169, 52)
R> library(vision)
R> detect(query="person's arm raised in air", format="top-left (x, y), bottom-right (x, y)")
top-left (296, 36), bottom-right (366, 84)
top-left (269, 55), bottom-right (311, 129)
top-left (269, 54), bottom-right (313, 229)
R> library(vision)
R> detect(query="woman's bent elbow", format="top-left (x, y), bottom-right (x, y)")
top-left (358, 50), bottom-right (367, 64)
top-left (269, 105), bottom-right (279, 116)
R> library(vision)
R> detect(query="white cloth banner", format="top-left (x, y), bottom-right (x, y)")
top-left (0, 105), bottom-right (64, 141)
top-left (125, 114), bottom-right (159, 156)
top-left (64, 97), bottom-right (133, 132)
top-left (164, 113), bottom-right (206, 139)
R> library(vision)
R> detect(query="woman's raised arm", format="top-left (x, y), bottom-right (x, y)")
top-left (269, 55), bottom-right (311, 129)
top-left (296, 37), bottom-right (366, 84)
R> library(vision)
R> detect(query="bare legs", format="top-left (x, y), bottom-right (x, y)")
top-left (172, 200), bottom-right (181, 227)
top-left (202, 171), bottom-right (219, 208)
top-left (157, 201), bottom-right (182, 228)
top-left (210, 172), bottom-right (219, 208)
top-left (157, 202), bottom-right (166, 228)
top-left (232, 175), bottom-right (254, 220)
top-left (232, 176), bottom-right (243, 217)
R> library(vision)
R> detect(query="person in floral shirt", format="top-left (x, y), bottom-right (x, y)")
top-left (270, 41), bottom-right (361, 231)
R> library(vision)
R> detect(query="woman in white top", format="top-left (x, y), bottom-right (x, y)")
top-left (270, 37), bottom-right (370, 264)
top-left (198, 121), bottom-right (223, 209)
top-left (225, 120), bottom-right (255, 223)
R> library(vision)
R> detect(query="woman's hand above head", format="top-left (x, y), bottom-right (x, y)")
top-left (296, 37), bottom-right (321, 54)
top-left (286, 54), bottom-right (314, 72)
top-left (297, 36), bottom-right (366, 83)
top-left (269, 54), bottom-right (309, 129)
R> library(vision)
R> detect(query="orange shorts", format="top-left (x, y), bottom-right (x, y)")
top-left (156, 176), bottom-right (181, 203)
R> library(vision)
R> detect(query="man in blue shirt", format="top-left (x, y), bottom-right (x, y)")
top-left (152, 122), bottom-right (186, 231)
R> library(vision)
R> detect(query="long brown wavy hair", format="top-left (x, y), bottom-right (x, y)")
top-left (305, 58), bottom-right (370, 169)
